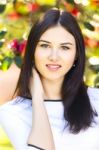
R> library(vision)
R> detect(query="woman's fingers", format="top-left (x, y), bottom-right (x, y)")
top-left (29, 68), bottom-right (44, 100)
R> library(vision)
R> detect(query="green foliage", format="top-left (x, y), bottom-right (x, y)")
top-left (14, 55), bottom-right (22, 68)
top-left (0, 0), bottom-right (99, 149)
top-left (0, 30), bottom-right (7, 39)
top-left (1, 57), bottom-right (13, 71)
top-left (0, 40), bottom-right (4, 47)
top-left (0, 4), bottom-right (6, 13)
top-left (0, 0), bottom-right (99, 82)
top-left (84, 22), bottom-right (95, 31)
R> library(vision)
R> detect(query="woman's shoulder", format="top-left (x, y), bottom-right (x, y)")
top-left (87, 86), bottom-right (99, 101)
top-left (0, 96), bottom-right (32, 130)
top-left (0, 96), bottom-right (32, 149)
top-left (0, 96), bottom-right (32, 113)
top-left (87, 87), bottom-right (99, 113)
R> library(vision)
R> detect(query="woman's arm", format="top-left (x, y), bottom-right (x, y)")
top-left (0, 63), bottom-right (20, 105)
top-left (27, 69), bottom-right (55, 150)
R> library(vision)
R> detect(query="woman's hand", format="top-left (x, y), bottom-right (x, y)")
top-left (28, 68), bottom-right (55, 150)
top-left (29, 68), bottom-right (44, 103)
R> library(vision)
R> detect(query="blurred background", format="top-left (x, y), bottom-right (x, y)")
top-left (0, 0), bottom-right (99, 149)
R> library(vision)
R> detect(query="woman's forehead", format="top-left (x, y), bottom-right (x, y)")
top-left (39, 25), bottom-right (75, 44)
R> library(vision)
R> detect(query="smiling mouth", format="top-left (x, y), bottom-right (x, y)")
top-left (46, 64), bottom-right (61, 71)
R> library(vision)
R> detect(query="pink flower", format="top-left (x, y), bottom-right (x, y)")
top-left (10, 39), bottom-right (19, 50)
top-left (9, 39), bottom-right (27, 55)
top-left (19, 40), bottom-right (27, 54)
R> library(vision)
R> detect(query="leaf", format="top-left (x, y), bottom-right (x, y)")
top-left (0, 41), bottom-right (4, 47)
top-left (14, 56), bottom-right (22, 68)
top-left (94, 75), bottom-right (99, 88)
top-left (1, 57), bottom-right (13, 71)
top-left (84, 22), bottom-right (95, 31)
top-left (89, 65), bottom-right (99, 73)
top-left (0, 30), bottom-right (7, 39)
top-left (66, 0), bottom-right (74, 4)
top-left (0, 4), bottom-right (6, 13)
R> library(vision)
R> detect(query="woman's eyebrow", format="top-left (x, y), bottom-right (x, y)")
top-left (60, 42), bottom-right (73, 45)
top-left (38, 40), bottom-right (73, 45)
top-left (38, 40), bottom-right (51, 44)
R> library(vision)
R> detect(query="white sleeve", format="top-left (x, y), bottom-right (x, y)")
top-left (27, 146), bottom-right (45, 150)
top-left (88, 87), bottom-right (99, 114)
top-left (28, 147), bottom-right (37, 150)
top-left (27, 147), bottom-right (40, 150)
top-left (28, 148), bottom-right (38, 150)
top-left (0, 97), bottom-right (32, 150)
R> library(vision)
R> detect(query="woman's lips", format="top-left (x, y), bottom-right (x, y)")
top-left (46, 64), bottom-right (61, 71)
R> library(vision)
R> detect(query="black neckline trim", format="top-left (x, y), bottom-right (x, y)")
top-left (28, 144), bottom-right (45, 150)
top-left (22, 96), bottom-right (62, 102)
top-left (44, 100), bottom-right (62, 102)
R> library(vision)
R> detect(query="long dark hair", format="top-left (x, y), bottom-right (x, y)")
top-left (14, 8), bottom-right (96, 133)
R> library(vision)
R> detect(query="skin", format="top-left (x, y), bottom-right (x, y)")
top-left (34, 25), bottom-right (76, 100)
top-left (0, 63), bottom-right (20, 105)
top-left (28, 69), bottom-right (55, 150)
top-left (28, 25), bottom-right (77, 149)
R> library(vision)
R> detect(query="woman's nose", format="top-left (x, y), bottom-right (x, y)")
top-left (48, 50), bottom-right (59, 61)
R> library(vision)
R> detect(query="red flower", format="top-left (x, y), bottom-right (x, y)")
top-left (7, 12), bottom-right (21, 20)
top-left (9, 39), bottom-right (27, 55)
top-left (28, 3), bottom-right (40, 12)
top-left (71, 8), bottom-right (79, 16)
top-left (10, 39), bottom-right (19, 50)
top-left (19, 40), bottom-right (27, 54)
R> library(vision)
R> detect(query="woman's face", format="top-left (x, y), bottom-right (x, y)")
top-left (34, 25), bottom-right (76, 82)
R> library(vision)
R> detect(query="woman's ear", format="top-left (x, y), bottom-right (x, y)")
top-left (73, 55), bottom-right (78, 68)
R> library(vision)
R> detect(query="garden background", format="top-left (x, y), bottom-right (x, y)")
top-left (0, 0), bottom-right (99, 149)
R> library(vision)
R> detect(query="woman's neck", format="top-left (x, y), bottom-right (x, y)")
top-left (41, 78), bottom-right (63, 100)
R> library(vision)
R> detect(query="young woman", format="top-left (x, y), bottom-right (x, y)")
top-left (0, 8), bottom-right (99, 150)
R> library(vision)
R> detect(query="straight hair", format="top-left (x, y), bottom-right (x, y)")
top-left (14, 8), bottom-right (97, 133)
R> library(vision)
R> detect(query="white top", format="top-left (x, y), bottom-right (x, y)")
top-left (0, 87), bottom-right (99, 150)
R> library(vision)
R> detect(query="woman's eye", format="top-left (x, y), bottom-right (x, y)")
top-left (61, 46), bottom-right (70, 50)
top-left (40, 44), bottom-right (49, 48)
